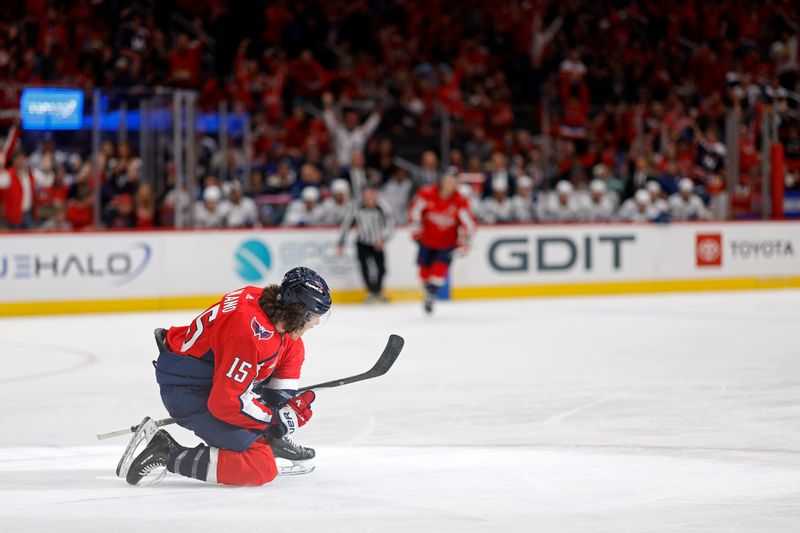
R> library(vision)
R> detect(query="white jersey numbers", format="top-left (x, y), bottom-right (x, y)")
top-left (180, 304), bottom-right (220, 351)
top-left (180, 289), bottom-right (245, 351)
top-left (225, 357), bottom-right (252, 383)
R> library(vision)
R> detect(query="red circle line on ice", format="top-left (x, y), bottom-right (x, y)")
top-left (0, 344), bottom-right (98, 385)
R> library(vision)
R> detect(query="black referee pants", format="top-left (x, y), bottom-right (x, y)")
top-left (356, 241), bottom-right (386, 295)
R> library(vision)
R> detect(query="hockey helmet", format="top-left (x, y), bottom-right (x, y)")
top-left (278, 267), bottom-right (332, 321)
top-left (679, 177), bottom-right (694, 193)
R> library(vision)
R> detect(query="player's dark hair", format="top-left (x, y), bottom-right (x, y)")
top-left (259, 285), bottom-right (307, 333)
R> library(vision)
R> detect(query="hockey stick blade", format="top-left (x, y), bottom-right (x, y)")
top-left (97, 334), bottom-right (404, 440)
top-left (298, 334), bottom-right (404, 392)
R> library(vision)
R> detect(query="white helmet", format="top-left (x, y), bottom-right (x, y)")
top-left (331, 179), bottom-right (350, 195)
top-left (203, 185), bottom-right (222, 203)
top-left (589, 179), bottom-right (606, 193)
top-left (646, 181), bottom-right (661, 196)
top-left (301, 186), bottom-right (320, 202)
top-left (492, 177), bottom-right (509, 192)
top-left (556, 180), bottom-right (573, 194)
top-left (517, 175), bottom-right (533, 189)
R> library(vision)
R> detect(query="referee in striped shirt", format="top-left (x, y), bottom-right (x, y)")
top-left (336, 184), bottom-right (396, 303)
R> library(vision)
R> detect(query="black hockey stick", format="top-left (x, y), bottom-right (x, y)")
top-left (297, 333), bottom-right (404, 392)
top-left (97, 334), bottom-right (404, 440)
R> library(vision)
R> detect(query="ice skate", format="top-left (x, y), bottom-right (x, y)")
top-left (116, 416), bottom-right (158, 478)
top-left (269, 434), bottom-right (316, 476)
top-left (125, 430), bottom-right (183, 486)
top-left (423, 287), bottom-right (435, 314)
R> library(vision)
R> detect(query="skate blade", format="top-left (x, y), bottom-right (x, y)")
top-left (135, 465), bottom-right (168, 487)
top-left (116, 417), bottom-right (158, 478)
top-left (277, 459), bottom-right (315, 476)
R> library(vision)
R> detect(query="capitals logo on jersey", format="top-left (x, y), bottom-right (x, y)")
top-left (251, 317), bottom-right (273, 340)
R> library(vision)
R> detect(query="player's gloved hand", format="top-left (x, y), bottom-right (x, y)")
top-left (269, 391), bottom-right (315, 437)
top-left (409, 224), bottom-right (422, 243)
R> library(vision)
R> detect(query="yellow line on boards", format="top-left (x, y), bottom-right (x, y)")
top-left (0, 295), bottom-right (221, 317)
top-left (451, 276), bottom-right (800, 299)
top-left (0, 277), bottom-right (799, 317)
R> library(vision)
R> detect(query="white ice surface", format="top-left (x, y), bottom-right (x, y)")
top-left (1, 290), bottom-right (799, 532)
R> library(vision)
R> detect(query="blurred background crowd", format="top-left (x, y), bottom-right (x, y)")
top-left (1, 0), bottom-right (799, 231)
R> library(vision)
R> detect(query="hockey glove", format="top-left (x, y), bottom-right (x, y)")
top-left (409, 223), bottom-right (422, 243)
top-left (269, 391), bottom-right (315, 437)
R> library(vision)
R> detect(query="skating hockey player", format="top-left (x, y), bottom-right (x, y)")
top-left (122, 267), bottom-right (331, 486)
top-left (408, 167), bottom-right (475, 314)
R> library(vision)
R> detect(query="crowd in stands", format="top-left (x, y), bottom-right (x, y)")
top-left (1, 0), bottom-right (799, 230)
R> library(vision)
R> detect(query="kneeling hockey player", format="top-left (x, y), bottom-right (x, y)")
top-left (123, 267), bottom-right (331, 486)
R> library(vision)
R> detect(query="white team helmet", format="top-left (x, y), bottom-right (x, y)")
top-left (679, 177), bottom-right (694, 193)
top-left (203, 185), bottom-right (222, 203)
top-left (301, 186), bottom-right (320, 202)
top-left (331, 179), bottom-right (350, 196)
top-left (589, 179), bottom-right (606, 194)
top-left (646, 181), bottom-right (661, 196)
top-left (556, 180), bottom-right (573, 195)
top-left (635, 189), bottom-right (651, 205)
top-left (492, 176), bottom-right (509, 192)
top-left (517, 175), bottom-right (533, 190)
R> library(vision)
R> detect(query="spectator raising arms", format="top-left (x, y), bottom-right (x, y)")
top-left (0, 151), bottom-right (53, 229)
top-left (4, 0), bottom-right (800, 229)
top-left (322, 91), bottom-right (382, 169)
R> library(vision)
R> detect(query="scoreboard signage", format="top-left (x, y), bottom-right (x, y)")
top-left (20, 88), bottom-right (84, 130)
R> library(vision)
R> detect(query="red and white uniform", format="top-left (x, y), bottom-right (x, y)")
top-left (163, 286), bottom-right (306, 486)
top-left (408, 184), bottom-right (475, 250)
top-left (0, 167), bottom-right (36, 226)
top-left (166, 286), bottom-right (304, 431)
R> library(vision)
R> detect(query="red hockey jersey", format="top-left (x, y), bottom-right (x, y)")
top-left (165, 286), bottom-right (304, 431)
top-left (408, 184), bottom-right (475, 249)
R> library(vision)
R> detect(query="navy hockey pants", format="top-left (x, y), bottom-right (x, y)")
top-left (416, 244), bottom-right (455, 268)
top-left (154, 350), bottom-right (263, 452)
